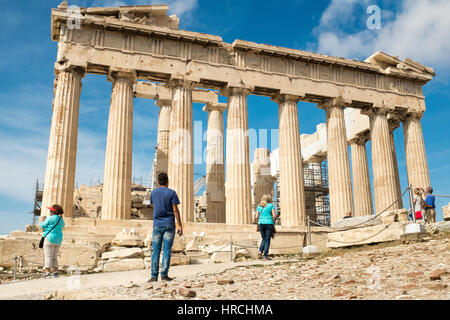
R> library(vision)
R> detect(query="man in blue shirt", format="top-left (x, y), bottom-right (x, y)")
top-left (149, 172), bottom-right (183, 282)
top-left (424, 186), bottom-right (436, 223)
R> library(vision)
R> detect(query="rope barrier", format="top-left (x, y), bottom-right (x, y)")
top-left (326, 224), bottom-right (391, 244)
top-left (0, 257), bottom-right (16, 265)
top-left (308, 187), bottom-right (409, 231)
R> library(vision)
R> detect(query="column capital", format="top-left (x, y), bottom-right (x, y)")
top-left (54, 63), bottom-right (86, 78)
top-left (349, 132), bottom-right (370, 145)
top-left (203, 102), bottom-right (227, 113)
top-left (403, 111), bottom-right (424, 121)
top-left (107, 68), bottom-right (137, 83)
top-left (305, 155), bottom-right (326, 164)
top-left (271, 93), bottom-right (303, 104)
top-left (220, 84), bottom-right (251, 97)
top-left (156, 98), bottom-right (172, 107)
top-left (387, 116), bottom-right (401, 132)
top-left (360, 105), bottom-right (391, 118)
top-left (318, 96), bottom-right (352, 110)
top-left (166, 76), bottom-right (197, 89)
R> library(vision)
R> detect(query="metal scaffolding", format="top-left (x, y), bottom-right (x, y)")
top-left (32, 179), bottom-right (44, 224)
top-left (273, 161), bottom-right (330, 227)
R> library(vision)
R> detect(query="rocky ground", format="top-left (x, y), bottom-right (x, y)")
top-left (4, 233), bottom-right (449, 300)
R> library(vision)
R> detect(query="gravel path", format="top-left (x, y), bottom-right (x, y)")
top-left (1, 237), bottom-right (449, 300)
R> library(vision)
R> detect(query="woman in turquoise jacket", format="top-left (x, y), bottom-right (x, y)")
top-left (256, 194), bottom-right (277, 260)
top-left (39, 204), bottom-right (65, 278)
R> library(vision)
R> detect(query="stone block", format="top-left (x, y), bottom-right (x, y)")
top-left (405, 223), bottom-right (425, 234)
top-left (302, 245), bottom-right (320, 258)
top-left (381, 209), bottom-right (409, 224)
top-left (426, 221), bottom-right (450, 233)
top-left (101, 247), bottom-right (144, 260)
top-left (326, 222), bottom-right (409, 248)
top-left (111, 231), bottom-right (144, 247)
top-left (332, 215), bottom-right (381, 229)
top-left (443, 203), bottom-right (450, 221)
top-left (170, 255), bottom-right (191, 266)
top-left (0, 235), bottom-right (103, 271)
top-left (102, 258), bottom-right (145, 272)
top-left (210, 251), bottom-right (231, 263)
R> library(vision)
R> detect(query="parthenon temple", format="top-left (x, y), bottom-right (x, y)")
top-left (42, 2), bottom-right (434, 232)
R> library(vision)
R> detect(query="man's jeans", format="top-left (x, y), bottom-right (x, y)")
top-left (151, 225), bottom-right (175, 279)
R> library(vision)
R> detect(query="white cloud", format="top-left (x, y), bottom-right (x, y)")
top-left (313, 0), bottom-right (450, 70)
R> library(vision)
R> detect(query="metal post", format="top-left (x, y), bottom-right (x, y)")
top-left (408, 184), bottom-right (416, 223)
top-left (13, 256), bottom-right (17, 280)
top-left (230, 235), bottom-right (233, 263)
top-left (307, 217), bottom-right (312, 246)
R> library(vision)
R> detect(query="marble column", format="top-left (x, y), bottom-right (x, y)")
top-left (350, 137), bottom-right (373, 216)
top-left (252, 148), bottom-right (274, 214)
top-left (403, 112), bottom-right (431, 190)
top-left (321, 102), bottom-right (354, 221)
top-left (388, 120), bottom-right (403, 209)
top-left (224, 87), bottom-right (252, 225)
top-left (101, 70), bottom-right (136, 220)
top-left (167, 80), bottom-right (194, 223)
top-left (275, 94), bottom-right (306, 226)
top-left (203, 103), bottom-right (226, 223)
top-left (366, 108), bottom-right (399, 214)
top-left (155, 99), bottom-right (171, 180)
top-left (42, 65), bottom-right (84, 217)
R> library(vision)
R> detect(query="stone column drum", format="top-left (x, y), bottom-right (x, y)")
top-left (203, 103), bottom-right (226, 223)
top-left (350, 138), bottom-right (373, 216)
top-left (155, 99), bottom-right (171, 180)
top-left (167, 80), bottom-right (194, 223)
top-left (367, 108), bottom-right (399, 214)
top-left (322, 102), bottom-right (354, 221)
top-left (42, 65), bottom-right (84, 217)
top-left (403, 112), bottom-right (431, 190)
top-left (276, 95), bottom-right (306, 226)
top-left (224, 87), bottom-right (252, 225)
top-left (101, 70), bottom-right (136, 220)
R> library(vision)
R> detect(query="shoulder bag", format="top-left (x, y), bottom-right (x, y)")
top-left (39, 216), bottom-right (62, 249)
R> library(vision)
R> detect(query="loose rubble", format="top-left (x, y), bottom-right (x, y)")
top-left (3, 234), bottom-right (448, 300)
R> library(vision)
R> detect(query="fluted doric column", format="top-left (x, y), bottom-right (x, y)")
top-left (320, 100), bottom-right (354, 221)
top-left (364, 107), bottom-right (399, 214)
top-left (388, 119), bottom-right (403, 209)
top-left (350, 137), bottom-right (373, 216)
top-left (403, 112), bottom-right (431, 190)
top-left (203, 102), bottom-right (226, 223)
top-left (154, 99), bottom-right (172, 182)
top-left (167, 79), bottom-right (194, 223)
top-left (224, 87), bottom-right (252, 225)
top-left (101, 70), bottom-right (136, 220)
top-left (252, 148), bottom-right (274, 214)
top-left (275, 94), bottom-right (306, 226)
top-left (42, 65), bottom-right (85, 217)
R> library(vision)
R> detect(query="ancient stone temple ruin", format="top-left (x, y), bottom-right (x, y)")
top-left (43, 2), bottom-right (434, 227)
top-left (0, 2), bottom-right (439, 276)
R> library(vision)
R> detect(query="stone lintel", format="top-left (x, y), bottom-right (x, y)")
top-left (134, 82), bottom-right (218, 104)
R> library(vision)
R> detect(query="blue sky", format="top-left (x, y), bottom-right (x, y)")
top-left (0, 0), bottom-right (449, 234)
